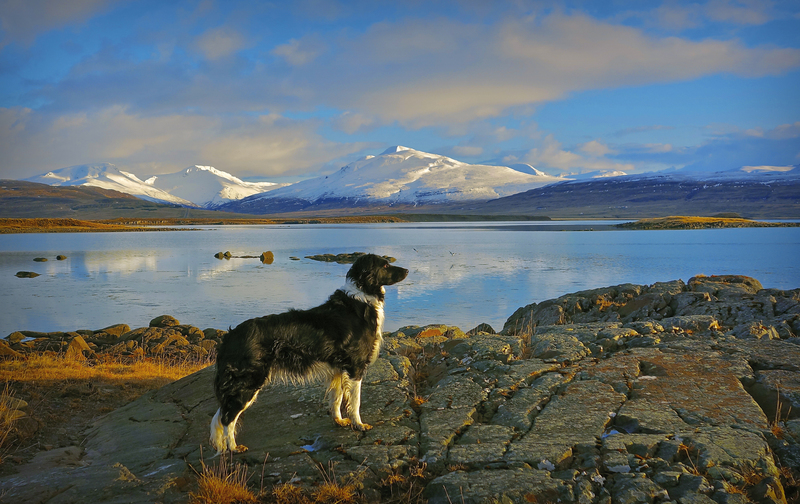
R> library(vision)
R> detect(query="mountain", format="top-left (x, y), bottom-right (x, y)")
top-left (26, 164), bottom-right (197, 206)
top-left (219, 146), bottom-right (565, 214)
top-left (145, 165), bottom-right (288, 208)
top-left (25, 163), bottom-right (287, 208)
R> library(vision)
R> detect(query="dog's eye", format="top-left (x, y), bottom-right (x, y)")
top-left (383, 264), bottom-right (388, 268)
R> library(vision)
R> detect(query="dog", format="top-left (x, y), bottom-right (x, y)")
top-left (209, 253), bottom-right (408, 455)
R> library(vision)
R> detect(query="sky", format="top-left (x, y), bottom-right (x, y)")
top-left (1, 0), bottom-right (799, 182)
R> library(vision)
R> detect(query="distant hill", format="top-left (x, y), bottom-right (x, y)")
top-left (473, 171), bottom-right (800, 219)
top-left (0, 180), bottom-right (261, 219)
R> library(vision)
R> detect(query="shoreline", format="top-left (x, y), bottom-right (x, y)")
top-left (2, 215), bottom-right (799, 234)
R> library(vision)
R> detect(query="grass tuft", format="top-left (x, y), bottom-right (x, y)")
top-left (189, 455), bottom-right (258, 504)
top-left (0, 383), bottom-right (21, 463)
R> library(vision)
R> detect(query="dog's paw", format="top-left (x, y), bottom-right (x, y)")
top-left (354, 422), bottom-right (373, 432)
top-left (334, 418), bottom-right (352, 428)
top-left (234, 444), bottom-right (249, 453)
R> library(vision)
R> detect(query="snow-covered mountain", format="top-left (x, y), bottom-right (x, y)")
top-left (223, 146), bottom-right (565, 213)
top-left (145, 165), bottom-right (287, 208)
top-left (26, 163), bottom-right (197, 206)
top-left (26, 163), bottom-right (287, 208)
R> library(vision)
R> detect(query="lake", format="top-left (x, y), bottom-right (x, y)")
top-left (1, 222), bottom-right (798, 337)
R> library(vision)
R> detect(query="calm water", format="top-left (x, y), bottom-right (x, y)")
top-left (1, 222), bottom-right (798, 336)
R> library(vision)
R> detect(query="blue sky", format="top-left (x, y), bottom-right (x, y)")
top-left (1, 0), bottom-right (798, 181)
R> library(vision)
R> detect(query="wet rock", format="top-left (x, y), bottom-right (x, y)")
top-left (15, 271), bottom-right (40, 278)
top-left (33, 257), bottom-right (48, 262)
top-left (56, 255), bottom-right (67, 260)
top-left (260, 251), bottom-right (274, 264)
top-left (305, 252), bottom-right (396, 264)
top-left (149, 314), bottom-right (180, 328)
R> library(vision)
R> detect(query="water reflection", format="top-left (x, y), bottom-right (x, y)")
top-left (1, 225), bottom-right (798, 336)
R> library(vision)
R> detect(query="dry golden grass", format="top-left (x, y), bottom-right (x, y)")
top-left (616, 215), bottom-right (800, 230)
top-left (0, 351), bottom-right (213, 467)
top-left (0, 384), bottom-right (20, 463)
top-left (189, 457), bottom-right (259, 504)
top-left (0, 352), bottom-right (211, 386)
top-left (0, 218), bottom-right (156, 233)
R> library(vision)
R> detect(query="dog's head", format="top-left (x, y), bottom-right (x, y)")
top-left (347, 254), bottom-right (408, 299)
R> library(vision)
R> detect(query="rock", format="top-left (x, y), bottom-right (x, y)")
top-left (33, 257), bottom-right (48, 262)
top-left (689, 274), bottom-right (763, 298)
top-left (260, 251), bottom-right (274, 264)
top-left (15, 271), bottom-right (40, 278)
top-left (0, 339), bottom-right (22, 358)
top-left (466, 323), bottom-right (495, 335)
top-left (747, 369), bottom-right (800, 421)
top-left (65, 335), bottom-right (96, 360)
top-left (305, 252), bottom-right (396, 264)
top-left (94, 324), bottom-right (130, 339)
top-left (6, 332), bottom-right (27, 344)
top-left (56, 255), bottom-right (67, 260)
top-left (149, 315), bottom-right (180, 328)
top-left (426, 468), bottom-right (573, 504)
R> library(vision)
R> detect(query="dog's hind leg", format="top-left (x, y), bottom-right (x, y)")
top-left (346, 378), bottom-right (372, 431)
top-left (327, 372), bottom-right (351, 427)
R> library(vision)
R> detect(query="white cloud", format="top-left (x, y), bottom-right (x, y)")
top-left (451, 145), bottom-right (484, 157)
top-left (195, 27), bottom-right (246, 61)
top-left (521, 134), bottom-right (634, 174)
top-left (0, 106), bottom-right (368, 179)
top-left (332, 111), bottom-right (378, 134)
top-left (272, 36), bottom-right (326, 66)
top-left (289, 12), bottom-right (800, 129)
top-left (580, 140), bottom-right (613, 157)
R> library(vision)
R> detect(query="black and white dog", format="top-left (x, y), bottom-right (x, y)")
top-left (210, 253), bottom-right (408, 455)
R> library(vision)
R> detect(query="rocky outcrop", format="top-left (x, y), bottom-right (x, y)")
top-left (2, 320), bottom-right (225, 360)
top-left (1, 274), bottom-right (799, 503)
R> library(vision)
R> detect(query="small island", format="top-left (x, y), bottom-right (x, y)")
top-left (616, 215), bottom-right (800, 230)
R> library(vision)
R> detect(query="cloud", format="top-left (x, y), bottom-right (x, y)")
top-left (580, 140), bottom-right (613, 157)
top-left (614, 125), bottom-right (676, 137)
top-left (195, 26), bottom-right (247, 60)
top-left (610, 122), bottom-right (800, 172)
top-left (705, 0), bottom-right (773, 25)
top-left (520, 135), bottom-right (634, 174)
top-left (272, 36), bottom-right (326, 66)
top-left (0, 106), bottom-right (369, 179)
top-left (0, 0), bottom-right (118, 47)
top-left (332, 111), bottom-right (378, 134)
top-left (286, 12), bottom-right (800, 129)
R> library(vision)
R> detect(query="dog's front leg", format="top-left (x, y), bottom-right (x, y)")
top-left (347, 378), bottom-right (372, 431)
